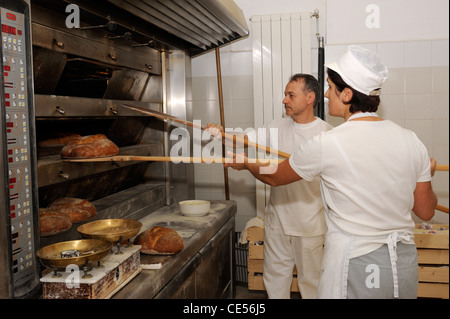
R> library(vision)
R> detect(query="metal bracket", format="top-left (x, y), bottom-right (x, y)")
top-left (79, 20), bottom-right (117, 31)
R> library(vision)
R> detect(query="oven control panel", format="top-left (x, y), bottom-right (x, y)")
top-left (1, 5), bottom-right (38, 296)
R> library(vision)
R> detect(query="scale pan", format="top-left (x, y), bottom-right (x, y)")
top-left (36, 239), bottom-right (112, 269)
top-left (77, 219), bottom-right (142, 243)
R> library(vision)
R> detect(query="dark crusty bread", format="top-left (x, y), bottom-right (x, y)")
top-left (48, 197), bottom-right (97, 223)
top-left (39, 208), bottom-right (72, 236)
top-left (134, 226), bottom-right (184, 254)
top-left (60, 134), bottom-right (119, 158)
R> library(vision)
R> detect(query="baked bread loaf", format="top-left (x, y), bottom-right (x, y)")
top-left (48, 197), bottom-right (97, 223)
top-left (60, 134), bottom-right (119, 158)
top-left (39, 208), bottom-right (72, 236)
top-left (38, 133), bottom-right (82, 148)
top-left (134, 226), bottom-right (184, 254)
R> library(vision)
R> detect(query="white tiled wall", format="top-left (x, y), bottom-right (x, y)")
top-left (190, 3), bottom-right (449, 230)
top-left (190, 45), bottom-right (256, 230)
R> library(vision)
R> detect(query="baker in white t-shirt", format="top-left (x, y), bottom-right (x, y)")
top-left (224, 46), bottom-right (438, 299)
top-left (208, 74), bottom-right (332, 299)
top-left (259, 74), bottom-right (332, 299)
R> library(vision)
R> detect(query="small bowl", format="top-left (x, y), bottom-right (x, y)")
top-left (179, 200), bottom-right (211, 217)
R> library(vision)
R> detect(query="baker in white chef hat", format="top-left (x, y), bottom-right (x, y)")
top-left (224, 43), bottom-right (437, 298)
top-left (325, 45), bottom-right (388, 120)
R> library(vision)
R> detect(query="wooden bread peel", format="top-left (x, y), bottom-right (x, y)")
top-left (122, 104), bottom-right (291, 159)
top-left (63, 157), bottom-right (448, 214)
top-left (62, 155), bottom-right (283, 165)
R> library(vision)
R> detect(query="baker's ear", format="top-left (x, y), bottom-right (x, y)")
top-left (341, 87), bottom-right (353, 103)
top-left (307, 91), bottom-right (316, 104)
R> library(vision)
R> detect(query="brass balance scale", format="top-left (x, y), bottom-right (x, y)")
top-left (36, 219), bottom-right (143, 299)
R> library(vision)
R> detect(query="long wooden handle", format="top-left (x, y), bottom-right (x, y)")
top-left (436, 204), bottom-right (449, 214)
top-left (63, 156), bottom-right (209, 163)
top-left (63, 156), bottom-right (284, 164)
top-left (63, 155), bottom-right (450, 171)
top-left (122, 104), bottom-right (290, 159)
top-left (64, 155), bottom-right (450, 214)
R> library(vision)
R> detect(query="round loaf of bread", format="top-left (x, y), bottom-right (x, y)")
top-left (48, 197), bottom-right (97, 223)
top-left (39, 208), bottom-right (72, 236)
top-left (60, 134), bottom-right (119, 158)
top-left (134, 226), bottom-right (184, 254)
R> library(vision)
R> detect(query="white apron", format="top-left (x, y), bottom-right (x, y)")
top-left (318, 112), bottom-right (413, 298)
top-left (318, 211), bottom-right (411, 299)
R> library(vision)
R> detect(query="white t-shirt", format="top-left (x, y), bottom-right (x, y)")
top-left (261, 117), bottom-right (333, 236)
top-left (289, 120), bottom-right (431, 255)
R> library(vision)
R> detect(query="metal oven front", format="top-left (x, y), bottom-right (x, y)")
top-left (1, 0), bottom-right (248, 299)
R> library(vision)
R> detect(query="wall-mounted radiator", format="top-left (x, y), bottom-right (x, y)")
top-left (250, 12), bottom-right (313, 217)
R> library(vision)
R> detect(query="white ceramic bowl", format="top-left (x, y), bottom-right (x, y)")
top-left (179, 200), bottom-right (211, 217)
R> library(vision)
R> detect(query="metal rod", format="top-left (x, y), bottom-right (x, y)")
top-left (317, 37), bottom-right (325, 120)
top-left (311, 9), bottom-right (320, 37)
top-left (216, 47), bottom-right (230, 200)
top-left (78, 20), bottom-right (117, 31)
top-left (311, 9), bottom-right (325, 120)
top-left (161, 51), bottom-right (172, 206)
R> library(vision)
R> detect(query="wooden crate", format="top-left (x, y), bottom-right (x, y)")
top-left (246, 227), bottom-right (299, 292)
top-left (414, 224), bottom-right (449, 299)
top-left (247, 224), bottom-right (449, 299)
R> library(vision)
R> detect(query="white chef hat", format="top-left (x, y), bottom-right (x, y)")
top-left (325, 45), bottom-right (388, 96)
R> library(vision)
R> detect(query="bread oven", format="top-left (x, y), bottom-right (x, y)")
top-left (1, 0), bottom-right (247, 298)
top-left (32, 1), bottom-right (178, 251)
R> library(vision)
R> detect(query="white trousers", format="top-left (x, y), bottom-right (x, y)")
top-left (263, 225), bottom-right (324, 299)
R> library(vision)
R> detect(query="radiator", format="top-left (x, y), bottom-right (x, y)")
top-left (250, 12), bottom-right (312, 217)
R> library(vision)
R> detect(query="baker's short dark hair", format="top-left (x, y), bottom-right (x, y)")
top-left (289, 73), bottom-right (321, 109)
top-left (326, 68), bottom-right (380, 113)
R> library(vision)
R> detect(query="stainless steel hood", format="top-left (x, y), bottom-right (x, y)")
top-left (107, 0), bottom-right (249, 53)
top-left (31, 0), bottom-right (249, 56)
